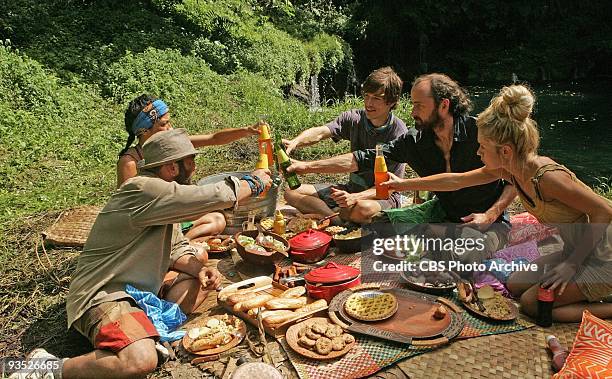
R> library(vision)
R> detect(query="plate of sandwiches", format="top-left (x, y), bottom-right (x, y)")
top-left (182, 314), bottom-right (246, 355)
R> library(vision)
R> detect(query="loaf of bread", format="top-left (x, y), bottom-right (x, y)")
top-left (265, 297), bottom-right (308, 310)
top-left (294, 299), bottom-right (327, 314)
top-left (227, 291), bottom-right (259, 305)
top-left (262, 310), bottom-right (296, 327)
top-left (234, 294), bottom-right (275, 312)
top-left (279, 286), bottom-right (306, 298)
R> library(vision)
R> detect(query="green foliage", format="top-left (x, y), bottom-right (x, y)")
top-left (0, 45), bottom-right (122, 225)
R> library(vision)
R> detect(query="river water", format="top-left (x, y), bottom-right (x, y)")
top-left (469, 81), bottom-right (612, 186)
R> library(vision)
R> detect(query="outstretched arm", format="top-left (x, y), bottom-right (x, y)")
top-left (283, 126), bottom-right (332, 154)
top-left (462, 182), bottom-right (517, 230)
top-left (286, 152), bottom-right (358, 175)
top-left (190, 122), bottom-right (260, 147)
top-left (381, 167), bottom-right (501, 192)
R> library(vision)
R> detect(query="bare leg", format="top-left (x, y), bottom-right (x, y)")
top-left (163, 276), bottom-right (210, 314)
top-left (519, 282), bottom-right (612, 322)
top-left (62, 338), bottom-right (157, 379)
top-left (346, 200), bottom-right (382, 224)
top-left (284, 185), bottom-right (335, 216)
top-left (184, 212), bottom-right (226, 240)
top-left (506, 252), bottom-right (564, 297)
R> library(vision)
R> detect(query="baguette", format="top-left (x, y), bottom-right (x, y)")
top-left (279, 286), bottom-right (306, 298)
top-left (227, 291), bottom-right (259, 305)
top-left (262, 310), bottom-right (296, 327)
top-left (265, 297), bottom-right (307, 310)
top-left (236, 294), bottom-right (275, 312)
top-left (189, 331), bottom-right (230, 352)
top-left (294, 299), bottom-right (327, 314)
top-left (219, 286), bottom-right (256, 302)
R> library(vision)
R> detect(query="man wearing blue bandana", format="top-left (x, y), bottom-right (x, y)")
top-left (117, 94), bottom-right (262, 240)
top-left (283, 67), bottom-right (408, 224)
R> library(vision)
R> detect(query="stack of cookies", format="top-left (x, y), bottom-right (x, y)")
top-left (297, 322), bottom-right (355, 356)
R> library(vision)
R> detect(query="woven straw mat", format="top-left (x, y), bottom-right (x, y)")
top-left (397, 321), bottom-right (582, 379)
top-left (42, 205), bottom-right (102, 247)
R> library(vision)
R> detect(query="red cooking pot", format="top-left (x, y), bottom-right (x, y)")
top-left (289, 229), bottom-right (332, 263)
top-left (304, 262), bottom-right (361, 302)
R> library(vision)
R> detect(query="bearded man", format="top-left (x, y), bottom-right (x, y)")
top-left (15, 129), bottom-right (271, 379)
top-left (287, 73), bottom-right (517, 264)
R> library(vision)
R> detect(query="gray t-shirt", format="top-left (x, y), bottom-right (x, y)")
top-left (326, 109), bottom-right (407, 195)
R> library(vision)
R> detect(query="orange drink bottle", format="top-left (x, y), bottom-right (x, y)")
top-left (258, 122), bottom-right (274, 167)
top-left (374, 144), bottom-right (389, 199)
top-left (255, 153), bottom-right (269, 197)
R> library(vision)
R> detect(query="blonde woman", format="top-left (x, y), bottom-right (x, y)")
top-left (382, 85), bottom-right (612, 322)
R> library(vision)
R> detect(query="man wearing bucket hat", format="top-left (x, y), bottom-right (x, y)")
top-left (14, 129), bottom-right (270, 379)
top-left (117, 94), bottom-right (263, 241)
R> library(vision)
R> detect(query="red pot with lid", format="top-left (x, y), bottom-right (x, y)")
top-left (304, 262), bottom-right (361, 302)
top-left (289, 229), bottom-right (332, 263)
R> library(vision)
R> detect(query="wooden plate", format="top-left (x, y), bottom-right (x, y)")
top-left (461, 295), bottom-right (519, 321)
top-left (182, 315), bottom-right (246, 355)
top-left (190, 235), bottom-right (235, 253)
top-left (285, 317), bottom-right (355, 360)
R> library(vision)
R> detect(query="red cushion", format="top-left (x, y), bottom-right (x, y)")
top-left (552, 310), bottom-right (612, 379)
top-left (508, 212), bottom-right (559, 246)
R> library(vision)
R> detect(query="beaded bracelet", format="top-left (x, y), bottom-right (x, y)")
top-left (241, 175), bottom-right (262, 197)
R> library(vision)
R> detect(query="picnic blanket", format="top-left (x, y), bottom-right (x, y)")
top-left (280, 252), bottom-right (534, 379)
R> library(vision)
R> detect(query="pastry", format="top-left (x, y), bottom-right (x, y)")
top-left (298, 336), bottom-right (316, 348)
top-left (298, 325), bottom-right (310, 338)
top-left (324, 324), bottom-right (343, 338)
top-left (344, 291), bottom-right (398, 321)
top-left (433, 304), bottom-right (447, 320)
top-left (311, 323), bottom-right (328, 334)
top-left (331, 336), bottom-right (345, 351)
top-left (305, 329), bottom-right (321, 340)
top-left (342, 333), bottom-right (355, 344)
top-left (314, 337), bottom-right (333, 355)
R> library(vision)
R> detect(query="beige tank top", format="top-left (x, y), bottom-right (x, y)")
top-left (512, 164), bottom-right (612, 261)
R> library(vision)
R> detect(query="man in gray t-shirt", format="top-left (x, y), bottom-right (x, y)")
top-left (284, 67), bottom-right (407, 224)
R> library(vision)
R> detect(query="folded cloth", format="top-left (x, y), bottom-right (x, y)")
top-left (125, 284), bottom-right (186, 342)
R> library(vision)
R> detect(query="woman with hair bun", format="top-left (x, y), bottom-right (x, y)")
top-left (382, 84), bottom-right (612, 322)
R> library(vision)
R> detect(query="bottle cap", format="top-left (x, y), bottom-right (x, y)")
top-left (256, 153), bottom-right (269, 169)
top-left (545, 335), bottom-right (556, 343)
top-left (259, 123), bottom-right (271, 140)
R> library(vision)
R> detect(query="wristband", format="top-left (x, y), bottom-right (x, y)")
top-left (241, 175), bottom-right (262, 197)
top-left (253, 175), bottom-right (265, 192)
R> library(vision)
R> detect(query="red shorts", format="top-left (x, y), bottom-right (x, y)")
top-left (72, 299), bottom-right (159, 353)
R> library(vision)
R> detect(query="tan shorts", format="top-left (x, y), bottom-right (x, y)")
top-left (72, 298), bottom-right (159, 353)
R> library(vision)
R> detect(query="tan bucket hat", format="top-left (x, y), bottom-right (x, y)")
top-left (141, 128), bottom-right (199, 169)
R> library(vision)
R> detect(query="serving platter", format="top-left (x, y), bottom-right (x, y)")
top-left (328, 284), bottom-right (464, 346)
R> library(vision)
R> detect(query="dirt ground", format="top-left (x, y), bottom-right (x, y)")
top-left (0, 171), bottom-right (525, 378)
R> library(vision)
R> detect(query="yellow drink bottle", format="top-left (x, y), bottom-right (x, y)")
top-left (258, 123), bottom-right (274, 167)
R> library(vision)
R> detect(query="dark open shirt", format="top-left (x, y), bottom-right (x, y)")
top-left (353, 115), bottom-right (509, 223)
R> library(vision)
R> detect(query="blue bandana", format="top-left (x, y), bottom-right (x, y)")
top-left (131, 99), bottom-right (169, 135)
